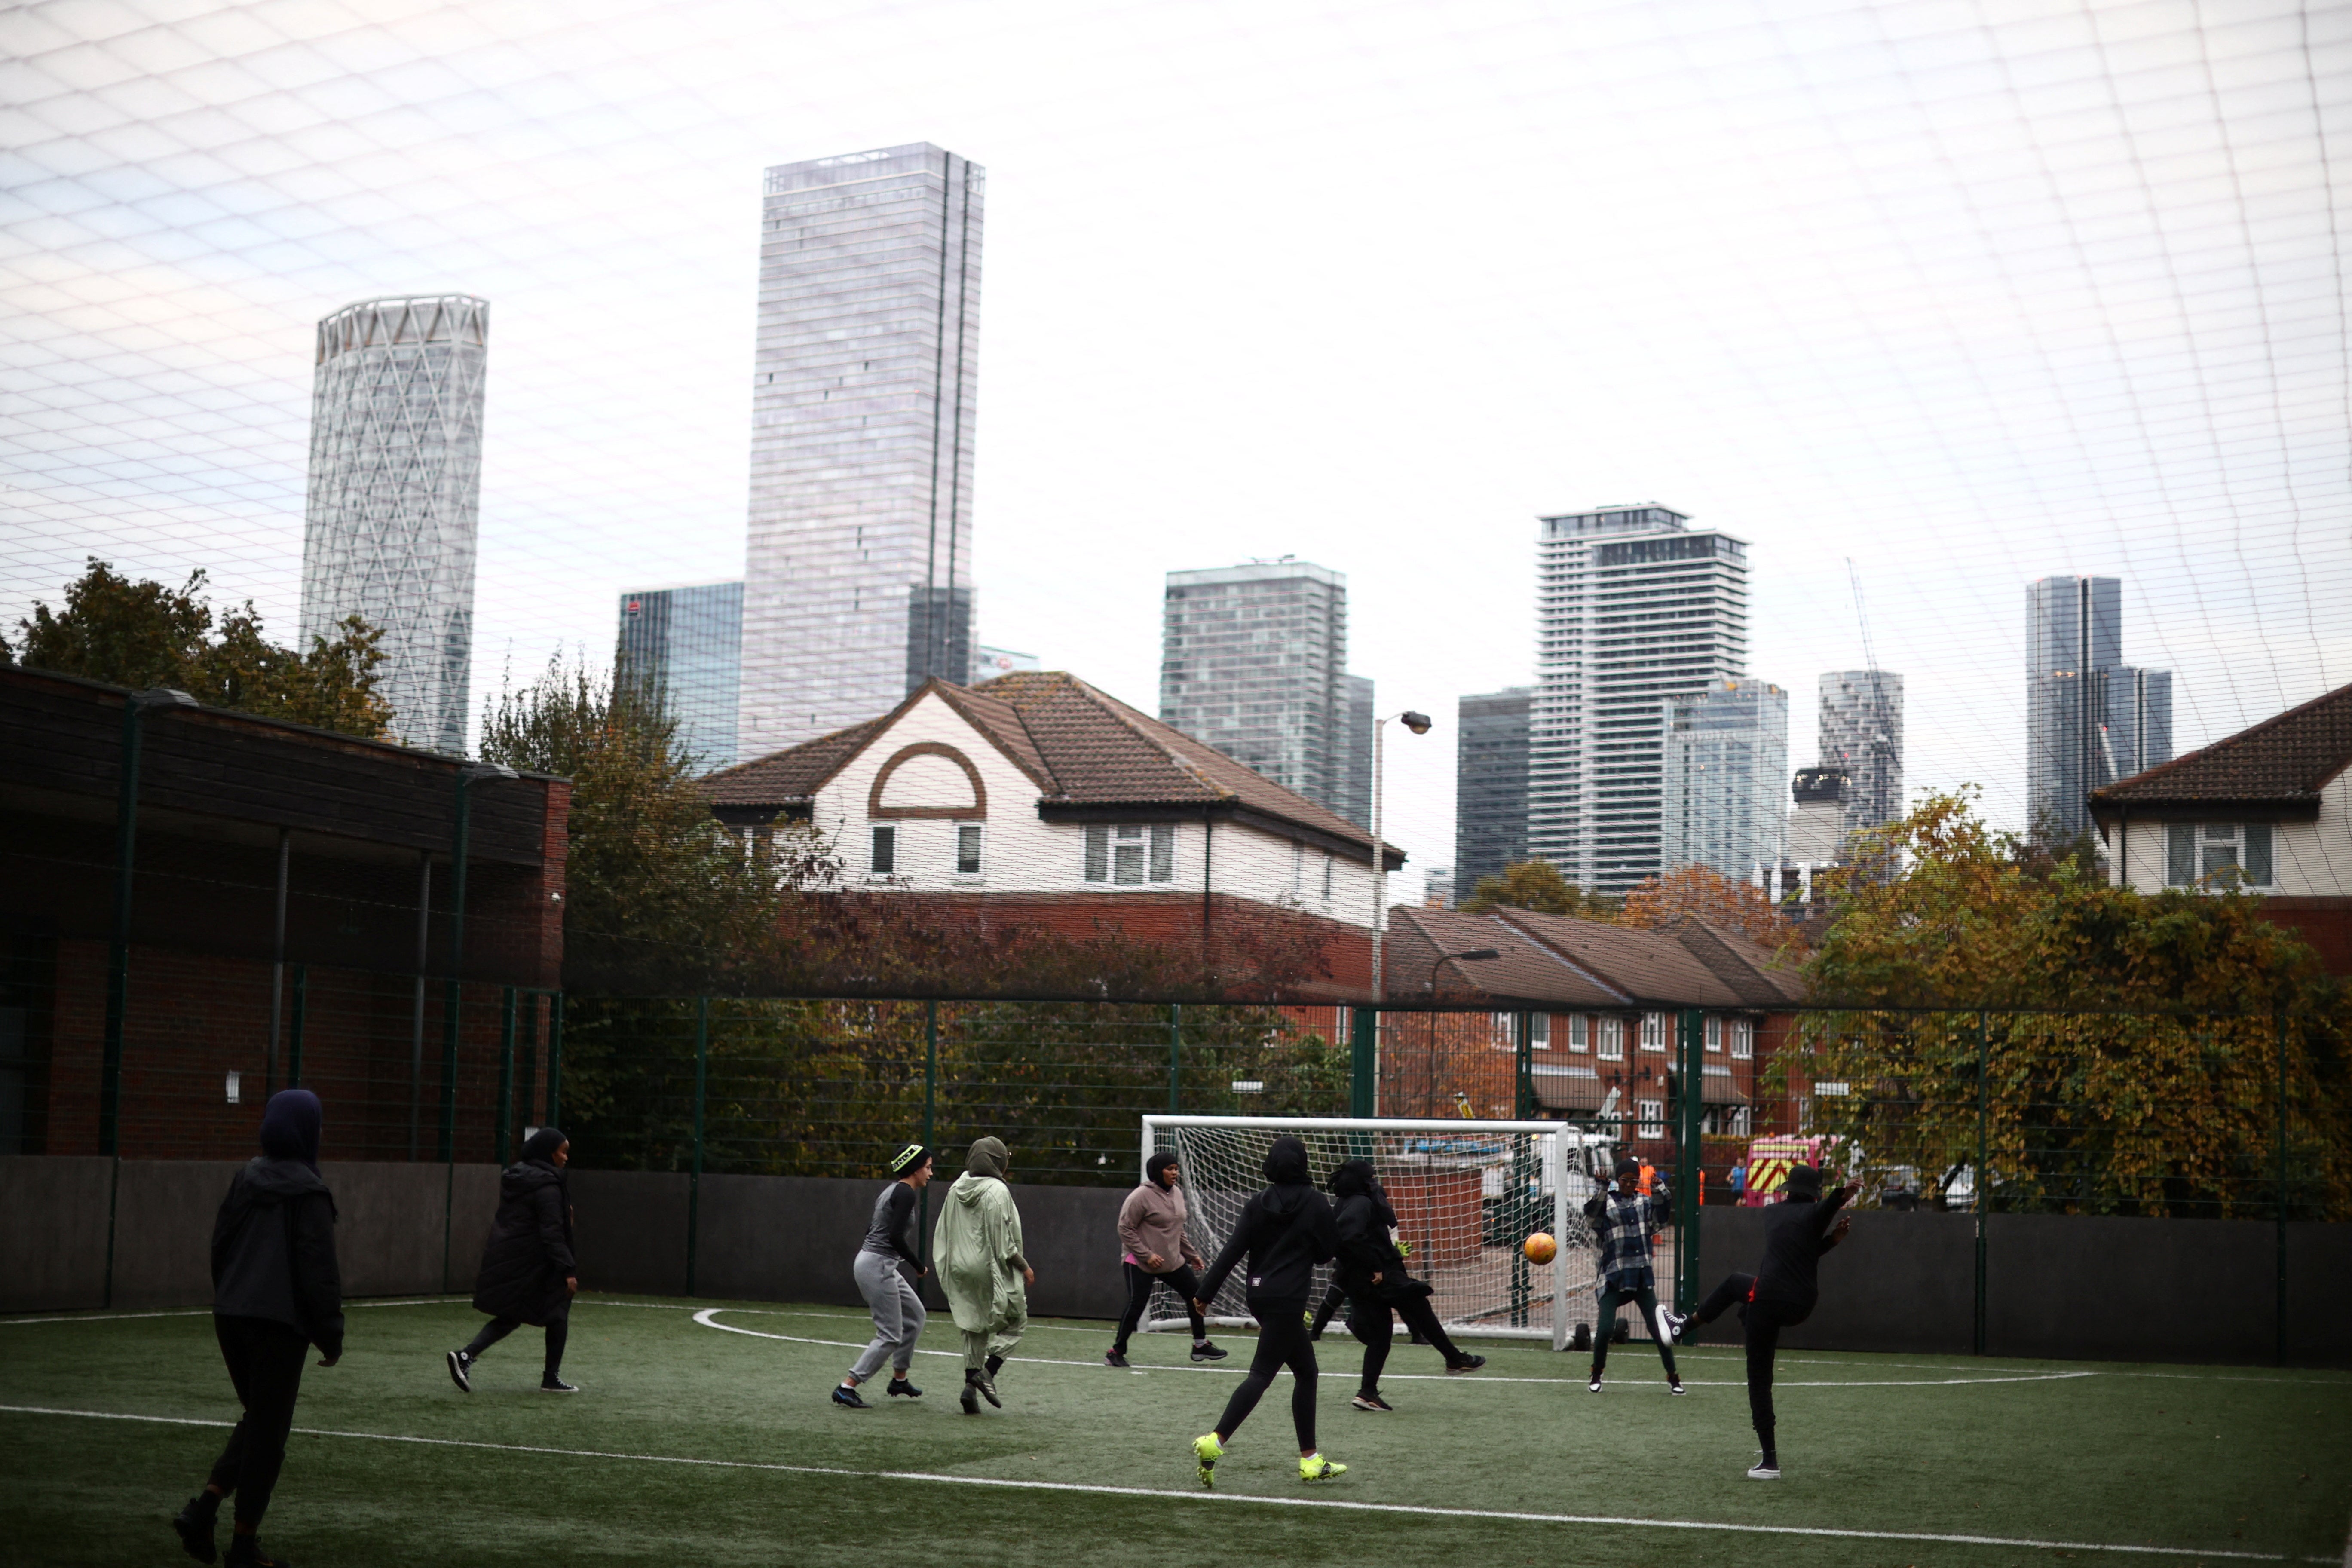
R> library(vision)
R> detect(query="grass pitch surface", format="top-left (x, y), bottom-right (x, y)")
top-left (3, 1294), bottom-right (2347, 1568)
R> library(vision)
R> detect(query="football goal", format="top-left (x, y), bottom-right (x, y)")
top-left (1139, 1115), bottom-right (1621, 1348)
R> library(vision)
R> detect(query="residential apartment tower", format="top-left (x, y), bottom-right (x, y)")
top-left (617, 580), bottom-right (744, 772)
top-left (2025, 576), bottom-right (2171, 841)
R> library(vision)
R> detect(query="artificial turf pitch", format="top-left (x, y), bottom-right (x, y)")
top-left (3, 1295), bottom-right (2347, 1568)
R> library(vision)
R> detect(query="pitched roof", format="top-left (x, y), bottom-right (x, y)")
top-left (702, 672), bottom-right (1393, 860)
top-left (1384, 906), bottom-right (1626, 1007)
top-left (1489, 907), bottom-right (1759, 1008)
top-left (1668, 918), bottom-right (1809, 1006)
top-left (2092, 682), bottom-right (2352, 818)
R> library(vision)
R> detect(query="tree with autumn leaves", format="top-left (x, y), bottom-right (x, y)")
top-left (1779, 789), bottom-right (2350, 1219)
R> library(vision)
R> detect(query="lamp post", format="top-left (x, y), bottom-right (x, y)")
top-left (1427, 948), bottom-right (1500, 998)
top-left (1367, 709), bottom-right (1431, 1002)
top-left (98, 686), bottom-right (197, 1155)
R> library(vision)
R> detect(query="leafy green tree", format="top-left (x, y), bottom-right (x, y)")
top-left (1460, 859), bottom-right (1617, 919)
top-left (4, 558), bottom-right (391, 738)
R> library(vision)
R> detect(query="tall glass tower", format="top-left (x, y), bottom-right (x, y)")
top-left (1661, 678), bottom-right (1788, 879)
top-left (1527, 505), bottom-right (1750, 895)
top-left (1453, 685), bottom-right (1532, 900)
top-left (299, 295), bottom-right (489, 753)
top-left (741, 144), bottom-right (983, 751)
top-left (2025, 576), bottom-right (2171, 840)
top-left (1817, 670), bottom-right (1904, 840)
top-left (616, 580), bottom-right (744, 772)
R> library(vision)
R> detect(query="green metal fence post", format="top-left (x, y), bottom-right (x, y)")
top-left (1516, 1010), bottom-right (1535, 1120)
top-left (2276, 1008), bottom-right (2288, 1366)
top-left (1168, 1003), bottom-right (1182, 1115)
top-left (100, 692), bottom-right (156, 1155)
top-left (438, 773), bottom-right (475, 1163)
top-left (1974, 1010), bottom-right (1988, 1357)
top-left (1350, 1007), bottom-right (1378, 1118)
top-left (495, 987), bottom-right (517, 1166)
top-left (1676, 1008), bottom-right (1703, 1311)
top-left (517, 993), bottom-right (538, 1135)
top-left (286, 964), bottom-right (307, 1088)
top-left (923, 1000), bottom-right (940, 1267)
top-left (545, 993), bottom-right (564, 1129)
top-left (687, 995), bottom-right (709, 1296)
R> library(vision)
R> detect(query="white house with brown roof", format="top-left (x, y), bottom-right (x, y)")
top-left (701, 674), bottom-right (1403, 983)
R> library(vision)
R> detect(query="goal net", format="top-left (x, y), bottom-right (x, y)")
top-left (1141, 1115), bottom-right (1629, 1347)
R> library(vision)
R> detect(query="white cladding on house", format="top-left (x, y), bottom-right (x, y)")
top-left (2106, 769), bottom-right (2352, 897)
top-left (796, 690), bottom-right (1381, 928)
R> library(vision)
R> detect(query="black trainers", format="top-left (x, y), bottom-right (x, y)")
top-left (1587, 1368), bottom-right (1604, 1393)
top-left (885, 1375), bottom-right (922, 1397)
top-left (983, 1353), bottom-right (1004, 1378)
top-left (831, 1384), bottom-right (869, 1409)
top-left (974, 1367), bottom-right (1002, 1408)
top-left (224, 1537), bottom-right (290, 1568)
top-left (1190, 1341), bottom-right (1229, 1362)
top-left (171, 1498), bottom-right (218, 1563)
top-left (1668, 1375), bottom-right (1687, 1395)
top-left (1104, 1349), bottom-right (1130, 1368)
top-left (1662, 1308), bottom-right (1692, 1344)
top-left (1445, 1354), bottom-right (1486, 1375)
top-left (445, 1349), bottom-right (473, 1393)
top-left (540, 1377), bottom-right (579, 1393)
top-left (959, 1373), bottom-right (981, 1414)
top-left (1350, 1391), bottom-right (1394, 1412)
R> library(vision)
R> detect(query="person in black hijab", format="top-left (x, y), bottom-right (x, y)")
top-left (447, 1126), bottom-right (580, 1393)
top-left (1188, 1135), bottom-right (1346, 1486)
top-left (1327, 1158), bottom-right (1484, 1411)
top-left (172, 1088), bottom-right (343, 1568)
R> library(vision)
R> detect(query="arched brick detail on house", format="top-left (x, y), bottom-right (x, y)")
top-left (868, 741), bottom-right (988, 820)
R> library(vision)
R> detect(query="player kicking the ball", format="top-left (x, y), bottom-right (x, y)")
top-left (1582, 1149), bottom-right (1684, 1396)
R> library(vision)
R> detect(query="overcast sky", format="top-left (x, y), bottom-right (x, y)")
top-left (5, 0), bottom-right (2347, 887)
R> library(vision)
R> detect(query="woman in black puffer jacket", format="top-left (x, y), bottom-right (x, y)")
top-left (447, 1126), bottom-right (579, 1393)
top-left (1329, 1158), bottom-right (1482, 1412)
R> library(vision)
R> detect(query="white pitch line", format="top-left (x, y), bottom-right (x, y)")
top-left (690, 1309), bottom-right (2096, 1388)
top-left (0, 1401), bottom-right (2324, 1562)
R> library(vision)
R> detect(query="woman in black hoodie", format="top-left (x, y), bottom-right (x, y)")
top-left (447, 1126), bottom-right (579, 1393)
top-left (172, 1088), bottom-right (342, 1568)
top-left (1328, 1159), bottom-right (1484, 1411)
top-left (1188, 1135), bottom-right (1346, 1486)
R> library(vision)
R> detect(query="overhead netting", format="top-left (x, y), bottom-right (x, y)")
top-left (1142, 1116), bottom-right (1631, 1346)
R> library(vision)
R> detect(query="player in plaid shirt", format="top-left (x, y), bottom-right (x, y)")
top-left (1581, 1153), bottom-right (1684, 1396)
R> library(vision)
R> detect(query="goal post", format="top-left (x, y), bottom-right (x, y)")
top-left (1139, 1115), bottom-right (1613, 1348)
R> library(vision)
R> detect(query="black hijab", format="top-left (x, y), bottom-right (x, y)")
top-left (1262, 1134), bottom-right (1310, 1185)
top-left (521, 1125), bottom-right (568, 1167)
top-left (1146, 1149), bottom-right (1180, 1188)
top-left (259, 1088), bottom-right (322, 1172)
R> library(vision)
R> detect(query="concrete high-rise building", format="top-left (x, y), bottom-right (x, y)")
top-left (1159, 560), bottom-right (1358, 818)
top-left (1453, 686), bottom-right (1533, 902)
top-left (1818, 670), bottom-right (1904, 839)
top-left (300, 295), bottom-right (488, 753)
top-left (2026, 576), bottom-right (2172, 841)
top-left (741, 144), bottom-right (983, 752)
top-left (1341, 673), bottom-right (1375, 829)
top-left (617, 580), bottom-right (744, 772)
top-left (1661, 679), bottom-right (1788, 879)
top-left (1786, 766), bottom-right (1848, 863)
top-left (1528, 504), bottom-right (1751, 895)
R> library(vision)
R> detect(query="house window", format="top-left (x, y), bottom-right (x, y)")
top-left (1596, 1017), bottom-right (1624, 1060)
top-left (1704, 1016), bottom-right (1723, 1054)
top-left (1088, 824), bottom-right (1174, 883)
top-left (1320, 852), bottom-right (1333, 900)
top-left (2168, 823), bottom-right (2273, 889)
top-left (1637, 1099), bottom-right (1666, 1138)
top-left (1567, 1015), bottom-right (1589, 1054)
top-left (1085, 824), bottom-right (1108, 882)
top-left (1731, 1017), bottom-right (1754, 1059)
top-left (870, 825), bottom-right (896, 875)
top-left (1115, 824), bottom-right (1148, 884)
top-left (1724, 1105), bottom-right (1752, 1136)
top-left (1640, 1012), bottom-right (1667, 1053)
top-left (956, 824), bottom-right (983, 875)
top-left (1530, 1013), bottom-right (1551, 1050)
top-left (1151, 824), bottom-right (1175, 881)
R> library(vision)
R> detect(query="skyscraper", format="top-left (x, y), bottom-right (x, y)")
top-left (1817, 670), bottom-right (1904, 839)
top-left (741, 144), bottom-right (983, 751)
top-left (616, 580), bottom-right (744, 772)
top-left (1341, 673), bottom-right (1375, 829)
top-left (1453, 685), bottom-right (1532, 901)
top-left (1159, 560), bottom-right (1358, 818)
top-left (1528, 505), bottom-right (1751, 895)
top-left (2026, 576), bottom-right (2172, 840)
top-left (300, 295), bottom-right (488, 753)
top-left (1661, 679), bottom-right (1788, 879)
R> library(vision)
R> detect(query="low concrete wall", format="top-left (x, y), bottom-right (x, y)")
top-left (0, 1156), bottom-right (114, 1311)
top-left (566, 1168), bottom-right (689, 1297)
top-left (1694, 1207), bottom-right (1978, 1356)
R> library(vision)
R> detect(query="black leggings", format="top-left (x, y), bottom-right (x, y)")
top-left (464, 1302), bottom-right (570, 1380)
top-left (1348, 1288), bottom-right (1463, 1392)
top-left (1591, 1284), bottom-right (1678, 1378)
top-left (1114, 1263), bottom-right (1205, 1351)
top-left (1695, 1272), bottom-right (1806, 1455)
top-left (206, 1314), bottom-right (309, 1529)
top-left (1213, 1299), bottom-right (1317, 1452)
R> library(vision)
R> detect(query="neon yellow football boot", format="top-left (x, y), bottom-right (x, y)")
top-left (1192, 1432), bottom-right (1224, 1488)
top-left (1299, 1452), bottom-right (1348, 1483)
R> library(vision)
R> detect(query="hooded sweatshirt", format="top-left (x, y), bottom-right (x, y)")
top-left (1329, 1158), bottom-right (1411, 1295)
top-left (1117, 1162), bottom-right (1205, 1275)
top-left (1749, 1166), bottom-right (1850, 1314)
top-left (211, 1089), bottom-right (343, 1355)
top-left (931, 1137), bottom-right (1029, 1334)
top-left (1195, 1135), bottom-right (1337, 1309)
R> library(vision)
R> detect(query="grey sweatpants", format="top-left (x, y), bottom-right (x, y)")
top-left (848, 1249), bottom-right (926, 1383)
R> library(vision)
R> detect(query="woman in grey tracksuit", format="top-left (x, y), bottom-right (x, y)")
top-left (834, 1143), bottom-right (933, 1408)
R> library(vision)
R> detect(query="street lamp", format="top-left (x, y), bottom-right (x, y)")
top-left (1427, 948), bottom-right (1500, 998)
top-left (1367, 709), bottom-right (1432, 1001)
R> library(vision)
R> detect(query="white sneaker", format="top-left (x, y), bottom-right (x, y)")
top-left (1747, 1460), bottom-right (1780, 1480)
top-left (1587, 1372), bottom-right (1603, 1393)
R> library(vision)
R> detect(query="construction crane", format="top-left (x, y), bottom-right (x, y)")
top-left (1847, 557), bottom-right (1879, 678)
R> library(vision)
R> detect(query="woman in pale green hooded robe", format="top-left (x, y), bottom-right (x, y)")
top-left (932, 1136), bottom-right (1034, 1413)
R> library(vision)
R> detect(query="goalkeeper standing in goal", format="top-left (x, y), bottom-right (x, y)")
top-left (1106, 1150), bottom-right (1228, 1367)
top-left (1188, 1135), bottom-right (1348, 1486)
top-left (1583, 1151), bottom-right (1684, 1396)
